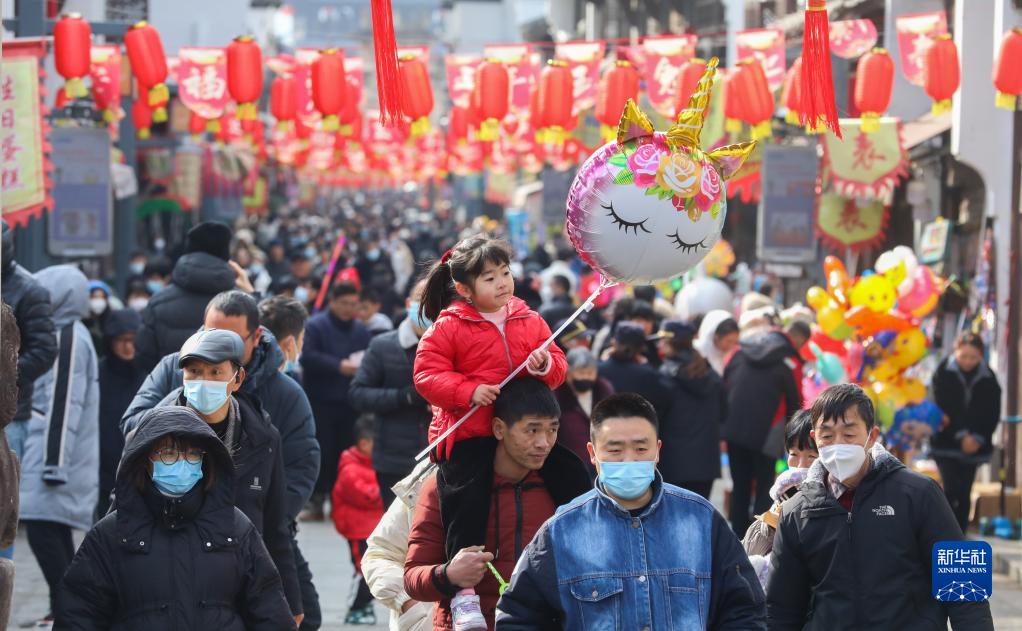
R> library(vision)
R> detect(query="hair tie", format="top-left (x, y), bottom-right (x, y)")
top-left (440, 248), bottom-right (454, 265)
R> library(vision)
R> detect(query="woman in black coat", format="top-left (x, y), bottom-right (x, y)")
top-left (57, 406), bottom-right (295, 630)
top-left (931, 331), bottom-right (1002, 532)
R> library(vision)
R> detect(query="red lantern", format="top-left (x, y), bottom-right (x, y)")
top-left (539, 60), bottom-right (573, 144)
top-left (227, 36), bottom-right (264, 121)
top-left (448, 106), bottom-right (469, 145)
top-left (398, 56), bottom-right (434, 137)
top-left (188, 111), bottom-right (207, 138)
top-left (124, 21), bottom-right (169, 122)
top-left (596, 60), bottom-right (639, 141)
top-left (132, 98), bottom-right (152, 139)
top-left (53, 13), bottom-right (91, 99)
top-left (476, 60), bottom-right (510, 142)
top-left (673, 58), bottom-right (706, 119)
top-left (854, 48), bottom-right (894, 133)
top-left (311, 49), bottom-right (346, 131)
top-left (993, 28), bottom-right (1022, 110)
top-left (734, 60), bottom-right (774, 140)
top-left (782, 57), bottom-right (803, 125)
top-left (723, 69), bottom-right (742, 134)
top-left (270, 76), bottom-right (297, 130)
top-left (924, 35), bottom-right (960, 115)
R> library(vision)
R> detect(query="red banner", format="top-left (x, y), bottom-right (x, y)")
top-left (896, 12), bottom-right (947, 86)
top-left (829, 19), bottom-right (879, 59)
top-left (90, 44), bottom-right (121, 120)
top-left (345, 56), bottom-right (365, 116)
top-left (640, 35), bottom-right (697, 119)
top-left (555, 41), bottom-right (605, 114)
top-left (174, 47), bottom-right (230, 120)
top-left (483, 44), bottom-right (539, 115)
top-left (736, 29), bottom-right (786, 91)
top-left (1, 40), bottom-right (52, 227)
top-left (294, 48), bottom-right (322, 124)
top-left (445, 54), bottom-right (482, 109)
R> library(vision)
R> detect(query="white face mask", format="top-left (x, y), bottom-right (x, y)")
top-left (817, 441), bottom-right (868, 483)
top-left (89, 297), bottom-right (108, 315)
top-left (128, 297), bottom-right (149, 311)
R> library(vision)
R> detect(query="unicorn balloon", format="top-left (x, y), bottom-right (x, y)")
top-left (566, 58), bottom-right (756, 284)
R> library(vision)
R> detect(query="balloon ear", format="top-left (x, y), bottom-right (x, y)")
top-left (617, 99), bottom-right (655, 145)
top-left (707, 141), bottom-right (757, 181)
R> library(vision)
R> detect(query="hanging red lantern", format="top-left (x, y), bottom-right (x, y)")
top-left (226, 36), bottom-right (264, 121)
top-left (993, 28), bottom-right (1022, 110)
top-left (124, 21), bottom-right (169, 122)
top-left (448, 106), bottom-right (469, 145)
top-left (853, 48), bottom-right (894, 133)
top-left (398, 56), bottom-right (433, 137)
top-left (734, 60), bottom-right (774, 140)
top-left (311, 49), bottom-right (347, 131)
top-left (294, 117), bottom-right (313, 143)
top-left (476, 60), bottom-right (510, 142)
top-left (782, 57), bottom-right (802, 125)
top-left (924, 35), bottom-right (960, 115)
top-left (132, 98), bottom-right (152, 139)
top-left (53, 13), bottom-right (91, 99)
top-left (539, 60), bottom-right (573, 144)
top-left (270, 75), bottom-right (297, 130)
top-left (673, 58), bottom-right (706, 119)
top-left (188, 110), bottom-right (207, 139)
top-left (723, 69), bottom-right (743, 134)
top-left (596, 60), bottom-right (639, 141)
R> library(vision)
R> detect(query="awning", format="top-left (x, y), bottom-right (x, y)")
top-left (902, 111), bottom-right (952, 149)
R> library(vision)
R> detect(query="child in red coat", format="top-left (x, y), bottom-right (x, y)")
top-left (413, 236), bottom-right (568, 619)
top-left (332, 415), bottom-right (385, 625)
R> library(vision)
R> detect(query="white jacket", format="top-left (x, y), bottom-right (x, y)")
top-left (363, 461), bottom-right (436, 631)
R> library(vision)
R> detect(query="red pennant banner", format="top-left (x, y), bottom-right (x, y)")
top-left (90, 44), bottom-right (122, 120)
top-left (294, 48), bottom-right (322, 124)
top-left (445, 54), bottom-right (482, 109)
top-left (554, 41), bottom-right (605, 114)
top-left (174, 47), bottom-right (230, 120)
top-left (483, 44), bottom-right (539, 115)
top-left (345, 56), bottom-right (365, 114)
top-left (736, 29), bottom-right (786, 91)
top-left (829, 19), bottom-right (879, 59)
top-left (640, 35), bottom-right (697, 119)
top-left (895, 12), bottom-right (947, 86)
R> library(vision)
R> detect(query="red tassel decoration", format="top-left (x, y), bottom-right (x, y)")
top-left (800, 0), bottom-right (842, 138)
top-left (371, 0), bottom-right (402, 127)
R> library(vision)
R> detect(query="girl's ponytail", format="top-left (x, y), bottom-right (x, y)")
top-left (420, 252), bottom-right (457, 323)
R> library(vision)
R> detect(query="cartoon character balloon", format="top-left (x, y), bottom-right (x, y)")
top-left (566, 58), bottom-right (756, 284)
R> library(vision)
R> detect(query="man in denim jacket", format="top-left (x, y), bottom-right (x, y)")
top-left (496, 393), bottom-right (766, 630)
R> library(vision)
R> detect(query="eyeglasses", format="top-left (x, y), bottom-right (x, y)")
top-left (150, 447), bottom-right (206, 465)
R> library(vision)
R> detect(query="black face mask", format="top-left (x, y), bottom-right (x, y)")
top-left (572, 379), bottom-right (595, 393)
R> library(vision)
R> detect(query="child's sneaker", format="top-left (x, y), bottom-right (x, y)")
top-left (451, 589), bottom-right (487, 631)
top-left (343, 604), bottom-right (376, 625)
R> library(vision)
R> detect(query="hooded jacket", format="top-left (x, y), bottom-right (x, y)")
top-left (331, 446), bottom-right (385, 542)
top-left (1, 223), bottom-right (58, 422)
top-left (721, 331), bottom-right (803, 453)
top-left (56, 406), bottom-right (294, 631)
top-left (766, 443), bottom-right (993, 630)
top-left (133, 252), bottom-right (236, 373)
top-left (120, 328), bottom-right (319, 520)
top-left (694, 309), bottom-right (736, 376)
top-left (930, 356), bottom-right (1002, 462)
top-left (19, 265), bottom-right (100, 531)
top-left (414, 297), bottom-right (567, 458)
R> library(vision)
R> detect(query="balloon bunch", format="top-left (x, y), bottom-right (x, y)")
top-left (803, 248), bottom-right (944, 450)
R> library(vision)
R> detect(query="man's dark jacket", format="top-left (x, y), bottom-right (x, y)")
top-left (767, 444), bottom-right (994, 630)
top-left (300, 311), bottom-right (371, 404)
top-left (659, 353), bottom-right (725, 485)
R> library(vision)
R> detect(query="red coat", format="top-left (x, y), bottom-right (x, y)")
top-left (331, 447), bottom-right (384, 542)
top-left (403, 471), bottom-right (556, 631)
top-left (413, 297), bottom-right (567, 459)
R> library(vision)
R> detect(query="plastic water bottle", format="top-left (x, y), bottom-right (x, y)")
top-left (451, 588), bottom-right (487, 631)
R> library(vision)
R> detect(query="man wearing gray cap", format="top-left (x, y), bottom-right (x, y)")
top-left (154, 328), bottom-right (303, 626)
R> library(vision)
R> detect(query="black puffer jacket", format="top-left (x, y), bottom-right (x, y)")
top-left (348, 321), bottom-right (431, 476)
top-left (721, 331), bottom-right (802, 452)
top-left (930, 356), bottom-right (1002, 462)
top-left (658, 352), bottom-right (725, 485)
top-left (767, 443), bottom-right (993, 630)
top-left (1, 223), bottom-right (57, 421)
top-left (155, 390), bottom-right (302, 616)
top-left (56, 406), bottom-right (295, 631)
top-left (97, 353), bottom-right (146, 516)
top-left (134, 252), bottom-right (236, 372)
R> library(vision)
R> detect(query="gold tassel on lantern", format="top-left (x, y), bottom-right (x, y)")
top-left (860, 112), bottom-right (881, 133)
top-left (931, 99), bottom-right (952, 116)
top-left (65, 77), bottom-right (87, 98)
top-left (410, 117), bottom-right (431, 138)
top-left (750, 121), bottom-right (772, 141)
top-left (148, 83), bottom-right (169, 107)
top-left (995, 92), bottom-right (1017, 110)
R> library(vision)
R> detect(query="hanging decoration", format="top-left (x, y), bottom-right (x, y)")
top-left (188, 110), bottom-right (208, 139)
top-left (733, 60), bottom-right (774, 140)
top-left (475, 59), bottom-right (510, 141)
top-left (445, 54), bottom-right (483, 110)
top-left (539, 60), bottom-right (575, 145)
top-left (174, 47), bottom-right (230, 131)
top-left (398, 55), bottom-right (434, 137)
top-left (370, 0), bottom-right (402, 126)
top-left (895, 11), bottom-right (947, 86)
top-left (132, 97), bottom-right (153, 139)
top-left (226, 36), bottom-right (263, 121)
top-left (673, 59), bottom-right (707, 120)
top-left (993, 29), bottom-right (1022, 110)
top-left (800, 0), bottom-right (841, 137)
top-left (724, 68), bottom-right (743, 134)
top-left (483, 45), bottom-right (539, 117)
top-left (822, 117), bottom-right (908, 203)
top-left (640, 35), bottom-right (698, 119)
top-left (782, 57), bottom-right (803, 125)
top-left (53, 13), bottom-right (91, 99)
top-left (854, 48), bottom-right (894, 133)
top-left (270, 75), bottom-right (297, 130)
top-left (554, 41), bottom-right (605, 114)
top-left (338, 57), bottom-right (365, 137)
top-left (90, 44), bottom-right (122, 124)
top-left (735, 28), bottom-right (786, 91)
top-left (829, 19), bottom-right (879, 59)
top-left (311, 49), bottom-right (347, 131)
top-left (124, 21), bottom-right (170, 122)
top-left (816, 193), bottom-right (890, 252)
top-left (596, 60), bottom-right (640, 142)
top-left (923, 35), bottom-right (960, 115)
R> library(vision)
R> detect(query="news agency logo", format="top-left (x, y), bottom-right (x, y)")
top-left (932, 541), bottom-right (992, 602)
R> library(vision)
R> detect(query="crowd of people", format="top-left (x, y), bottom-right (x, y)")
top-left (0, 190), bottom-right (1003, 630)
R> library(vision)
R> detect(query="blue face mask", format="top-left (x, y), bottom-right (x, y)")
top-left (129, 262), bottom-right (146, 276)
top-left (304, 247), bottom-right (317, 260)
top-left (294, 286), bottom-right (310, 304)
top-left (367, 249), bottom-right (381, 261)
top-left (152, 459), bottom-right (204, 497)
top-left (183, 378), bottom-right (233, 415)
top-left (597, 460), bottom-right (656, 500)
top-left (407, 301), bottom-right (432, 330)
top-left (147, 280), bottom-right (164, 294)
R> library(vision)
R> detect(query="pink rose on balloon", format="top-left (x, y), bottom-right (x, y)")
top-left (694, 161), bottom-right (722, 212)
top-left (626, 143), bottom-right (662, 187)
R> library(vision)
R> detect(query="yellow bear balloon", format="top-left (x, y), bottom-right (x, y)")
top-left (887, 328), bottom-right (927, 370)
top-left (849, 274), bottom-right (897, 314)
